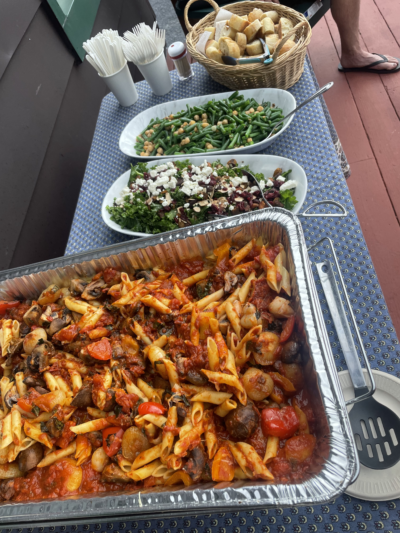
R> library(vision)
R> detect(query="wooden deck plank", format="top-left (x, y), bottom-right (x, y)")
top-left (347, 158), bottom-right (400, 334)
top-left (324, 10), bottom-right (400, 221)
top-left (308, 17), bottom-right (373, 164)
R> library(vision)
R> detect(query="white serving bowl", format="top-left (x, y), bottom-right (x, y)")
top-left (102, 154), bottom-right (307, 238)
top-left (119, 88), bottom-right (296, 160)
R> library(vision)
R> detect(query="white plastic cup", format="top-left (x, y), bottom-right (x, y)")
top-left (99, 61), bottom-right (138, 107)
top-left (136, 51), bottom-right (172, 96)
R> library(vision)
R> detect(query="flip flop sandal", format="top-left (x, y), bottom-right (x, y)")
top-left (338, 53), bottom-right (400, 74)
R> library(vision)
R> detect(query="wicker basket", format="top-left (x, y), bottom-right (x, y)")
top-left (185, 0), bottom-right (311, 90)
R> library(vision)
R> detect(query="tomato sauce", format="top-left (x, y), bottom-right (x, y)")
top-left (14, 460), bottom-right (134, 501)
top-left (249, 278), bottom-right (274, 312)
top-left (169, 260), bottom-right (204, 280)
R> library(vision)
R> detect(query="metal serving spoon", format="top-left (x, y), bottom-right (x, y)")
top-left (317, 260), bottom-right (400, 469)
top-left (266, 81), bottom-right (334, 139)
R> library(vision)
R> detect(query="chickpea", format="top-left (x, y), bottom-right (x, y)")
top-left (157, 147), bottom-right (164, 154)
top-left (169, 114), bottom-right (174, 119)
top-left (245, 110), bottom-right (250, 115)
top-left (217, 121), bottom-right (222, 126)
top-left (146, 132), bottom-right (151, 137)
top-left (149, 129), bottom-right (154, 134)
top-left (202, 123), bottom-right (209, 128)
top-left (232, 110), bottom-right (238, 116)
top-left (140, 152), bottom-right (147, 156)
top-left (194, 114), bottom-right (200, 121)
top-left (243, 368), bottom-right (274, 401)
top-left (257, 106), bottom-right (264, 112)
top-left (247, 138), bottom-right (253, 143)
top-left (194, 127), bottom-right (198, 132)
top-left (177, 127), bottom-right (184, 134)
top-left (181, 137), bottom-right (190, 146)
top-left (189, 120), bottom-right (196, 125)
top-left (222, 119), bottom-right (228, 125)
top-left (202, 113), bottom-right (207, 119)
top-left (205, 143), bottom-right (214, 149)
top-left (249, 108), bottom-right (255, 114)
top-left (183, 122), bottom-right (188, 127)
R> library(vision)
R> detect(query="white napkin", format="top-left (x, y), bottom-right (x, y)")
top-left (215, 8), bottom-right (233, 23)
top-left (196, 31), bottom-right (212, 56)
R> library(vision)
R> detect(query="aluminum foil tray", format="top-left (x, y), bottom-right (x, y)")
top-left (0, 209), bottom-right (358, 526)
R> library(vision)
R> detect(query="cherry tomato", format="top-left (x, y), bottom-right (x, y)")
top-left (87, 337), bottom-right (112, 360)
top-left (17, 389), bottom-right (41, 412)
top-left (0, 300), bottom-right (20, 315)
top-left (280, 316), bottom-right (295, 343)
top-left (103, 427), bottom-right (124, 457)
top-left (138, 401), bottom-right (167, 416)
top-left (261, 406), bottom-right (299, 440)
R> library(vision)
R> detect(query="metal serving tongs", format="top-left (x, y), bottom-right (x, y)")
top-left (309, 238), bottom-right (400, 469)
top-left (221, 38), bottom-right (273, 66)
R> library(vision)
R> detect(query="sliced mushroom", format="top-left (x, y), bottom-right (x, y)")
top-left (69, 279), bottom-right (88, 296)
top-left (101, 463), bottom-right (131, 483)
top-left (102, 388), bottom-right (116, 412)
top-left (18, 442), bottom-right (44, 473)
top-left (23, 328), bottom-right (47, 355)
top-left (81, 279), bottom-right (107, 301)
top-left (225, 402), bottom-right (259, 440)
top-left (224, 271), bottom-right (238, 293)
top-left (183, 447), bottom-right (206, 482)
top-left (47, 309), bottom-right (72, 336)
top-left (87, 431), bottom-right (103, 448)
top-left (45, 416), bottom-right (64, 438)
top-left (26, 341), bottom-right (54, 373)
top-left (35, 386), bottom-right (50, 395)
top-left (186, 369), bottom-right (208, 386)
top-left (38, 306), bottom-right (54, 328)
top-left (227, 159), bottom-right (238, 168)
top-left (71, 384), bottom-right (93, 408)
top-left (136, 270), bottom-right (155, 282)
top-left (23, 376), bottom-right (46, 389)
top-left (4, 387), bottom-right (19, 410)
top-left (23, 305), bottom-right (42, 327)
top-left (176, 406), bottom-right (187, 427)
top-left (6, 338), bottom-right (23, 356)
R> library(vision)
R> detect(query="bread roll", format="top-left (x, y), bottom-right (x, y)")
top-left (276, 39), bottom-right (296, 56)
top-left (264, 34), bottom-right (279, 53)
top-left (229, 13), bottom-right (249, 32)
top-left (204, 26), bottom-right (216, 40)
top-left (260, 16), bottom-right (275, 36)
top-left (246, 39), bottom-right (264, 56)
top-left (274, 24), bottom-right (279, 32)
top-left (235, 32), bottom-right (247, 55)
top-left (220, 23), bottom-right (237, 40)
top-left (244, 19), bottom-right (262, 42)
top-left (205, 39), bottom-right (219, 52)
top-left (278, 17), bottom-right (294, 38)
top-left (242, 15), bottom-right (249, 21)
top-left (265, 10), bottom-right (279, 23)
top-left (219, 37), bottom-right (241, 58)
top-left (206, 47), bottom-right (224, 64)
top-left (248, 8), bottom-right (264, 22)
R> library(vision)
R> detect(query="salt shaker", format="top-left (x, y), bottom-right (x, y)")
top-left (168, 42), bottom-right (194, 81)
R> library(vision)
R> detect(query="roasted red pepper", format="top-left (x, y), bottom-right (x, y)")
top-left (280, 316), bottom-right (295, 343)
top-left (0, 301), bottom-right (20, 315)
top-left (138, 401), bottom-right (167, 416)
top-left (103, 427), bottom-right (124, 457)
top-left (87, 337), bottom-right (112, 360)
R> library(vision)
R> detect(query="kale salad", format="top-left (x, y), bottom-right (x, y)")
top-left (106, 159), bottom-right (297, 234)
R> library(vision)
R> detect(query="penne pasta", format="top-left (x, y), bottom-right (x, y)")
top-left (128, 459), bottom-right (162, 481)
top-left (191, 401), bottom-right (204, 426)
top-left (174, 423), bottom-right (205, 457)
top-left (24, 421), bottom-right (53, 448)
top-left (75, 435), bottom-right (92, 466)
top-left (182, 269), bottom-right (209, 287)
top-left (214, 398), bottom-right (237, 417)
top-left (201, 370), bottom-right (247, 405)
top-left (11, 409), bottom-right (22, 446)
top-left (71, 419), bottom-right (111, 434)
top-left (141, 295), bottom-right (171, 314)
top-left (38, 441), bottom-right (77, 467)
top-left (204, 411), bottom-right (218, 459)
top-left (190, 306), bottom-right (200, 346)
top-left (190, 390), bottom-right (233, 404)
top-left (161, 406), bottom-right (177, 461)
top-left (263, 436), bottom-right (279, 464)
top-left (238, 271), bottom-right (256, 303)
top-left (230, 239), bottom-right (255, 266)
top-left (131, 443), bottom-right (162, 470)
top-left (15, 372), bottom-right (27, 397)
top-left (137, 378), bottom-right (161, 403)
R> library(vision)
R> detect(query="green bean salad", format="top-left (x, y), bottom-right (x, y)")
top-left (106, 160), bottom-right (297, 234)
top-left (134, 91), bottom-right (285, 157)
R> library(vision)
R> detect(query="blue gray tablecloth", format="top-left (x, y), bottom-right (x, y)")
top-left (60, 60), bottom-right (400, 532)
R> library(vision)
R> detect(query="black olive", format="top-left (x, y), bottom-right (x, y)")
top-left (281, 341), bottom-right (301, 364)
top-left (18, 442), bottom-right (44, 473)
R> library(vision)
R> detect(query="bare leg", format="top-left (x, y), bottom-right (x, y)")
top-left (331, 0), bottom-right (398, 70)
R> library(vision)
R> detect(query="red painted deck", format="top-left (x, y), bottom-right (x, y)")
top-left (308, 0), bottom-right (400, 335)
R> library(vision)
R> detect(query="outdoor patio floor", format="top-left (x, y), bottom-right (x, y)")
top-left (308, 0), bottom-right (400, 336)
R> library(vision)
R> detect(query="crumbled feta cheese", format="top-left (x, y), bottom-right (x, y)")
top-left (155, 164), bottom-right (168, 172)
top-left (259, 180), bottom-right (266, 190)
top-left (279, 180), bottom-right (297, 192)
top-left (115, 198), bottom-right (125, 206)
top-left (249, 186), bottom-right (259, 193)
top-left (184, 203), bottom-right (189, 208)
top-left (276, 176), bottom-right (285, 182)
top-left (122, 187), bottom-right (130, 195)
top-left (266, 179), bottom-right (274, 188)
top-left (136, 178), bottom-right (145, 186)
top-left (229, 205), bottom-right (235, 211)
top-left (162, 200), bottom-right (170, 207)
top-left (167, 162), bottom-right (175, 169)
top-left (149, 170), bottom-right (158, 178)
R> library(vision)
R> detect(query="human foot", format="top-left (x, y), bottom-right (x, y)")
top-left (341, 51), bottom-right (398, 71)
